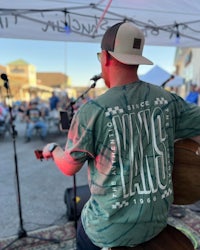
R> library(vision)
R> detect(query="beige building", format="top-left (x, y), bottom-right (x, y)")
top-left (174, 48), bottom-right (200, 96)
top-left (0, 59), bottom-right (71, 102)
top-left (0, 59), bottom-right (107, 104)
top-left (7, 59), bottom-right (37, 86)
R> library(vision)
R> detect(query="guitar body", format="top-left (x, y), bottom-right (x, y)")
top-left (110, 138), bottom-right (200, 250)
top-left (110, 224), bottom-right (194, 249)
top-left (173, 138), bottom-right (200, 205)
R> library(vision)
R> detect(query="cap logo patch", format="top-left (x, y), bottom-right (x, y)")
top-left (133, 38), bottom-right (141, 49)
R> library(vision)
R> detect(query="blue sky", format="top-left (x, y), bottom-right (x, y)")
top-left (0, 38), bottom-right (176, 87)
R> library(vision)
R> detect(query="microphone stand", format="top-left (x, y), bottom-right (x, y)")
top-left (66, 80), bottom-right (96, 230)
top-left (67, 81), bottom-right (96, 122)
top-left (1, 76), bottom-right (60, 250)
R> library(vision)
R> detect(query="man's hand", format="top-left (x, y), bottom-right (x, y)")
top-left (42, 143), bottom-right (59, 159)
top-left (190, 136), bottom-right (200, 155)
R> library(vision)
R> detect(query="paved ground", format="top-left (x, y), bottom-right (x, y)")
top-left (0, 118), bottom-right (87, 239)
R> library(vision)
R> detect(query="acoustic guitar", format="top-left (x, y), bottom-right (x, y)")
top-left (173, 138), bottom-right (200, 205)
top-left (110, 138), bottom-right (200, 250)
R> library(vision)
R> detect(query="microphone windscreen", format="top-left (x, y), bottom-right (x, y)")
top-left (1, 73), bottom-right (8, 81)
top-left (90, 74), bottom-right (102, 82)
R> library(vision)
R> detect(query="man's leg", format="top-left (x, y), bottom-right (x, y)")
top-left (36, 121), bottom-right (48, 139)
top-left (25, 122), bottom-right (34, 142)
top-left (76, 218), bottom-right (101, 250)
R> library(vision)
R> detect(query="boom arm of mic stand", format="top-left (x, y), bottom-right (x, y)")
top-left (67, 82), bottom-right (96, 109)
top-left (66, 81), bottom-right (97, 120)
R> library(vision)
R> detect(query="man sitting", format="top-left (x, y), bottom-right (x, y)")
top-left (25, 101), bottom-right (48, 142)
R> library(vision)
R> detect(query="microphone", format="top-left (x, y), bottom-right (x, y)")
top-left (1, 73), bottom-right (8, 82)
top-left (1, 73), bottom-right (9, 89)
top-left (90, 73), bottom-right (102, 82)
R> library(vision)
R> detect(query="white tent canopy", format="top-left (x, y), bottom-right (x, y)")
top-left (0, 0), bottom-right (200, 47)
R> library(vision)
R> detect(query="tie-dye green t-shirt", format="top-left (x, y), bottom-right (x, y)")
top-left (65, 81), bottom-right (200, 248)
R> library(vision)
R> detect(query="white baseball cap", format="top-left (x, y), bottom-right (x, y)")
top-left (101, 22), bottom-right (153, 65)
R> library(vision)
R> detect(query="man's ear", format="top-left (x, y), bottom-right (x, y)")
top-left (102, 50), bottom-right (110, 66)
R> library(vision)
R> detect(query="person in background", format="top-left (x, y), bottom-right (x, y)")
top-left (18, 101), bottom-right (28, 122)
top-left (0, 102), bottom-right (8, 122)
top-left (48, 91), bottom-right (60, 126)
top-left (0, 102), bottom-right (8, 135)
top-left (49, 91), bottom-right (60, 111)
top-left (25, 101), bottom-right (48, 142)
top-left (185, 83), bottom-right (199, 104)
top-left (42, 22), bottom-right (200, 249)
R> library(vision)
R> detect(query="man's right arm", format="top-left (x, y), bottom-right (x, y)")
top-left (42, 144), bottom-right (84, 176)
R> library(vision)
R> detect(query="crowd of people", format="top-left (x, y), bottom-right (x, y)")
top-left (0, 90), bottom-right (91, 142)
top-left (22, 92), bottom-right (86, 142)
